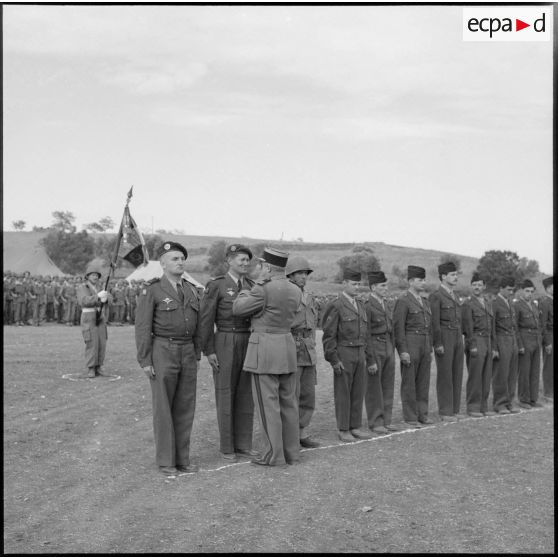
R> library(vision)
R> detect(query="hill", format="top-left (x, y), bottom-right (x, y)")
top-left (2, 231), bottom-right (546, 294)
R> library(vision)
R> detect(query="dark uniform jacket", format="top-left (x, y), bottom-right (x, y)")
top-left (135, 275), bottom-right (202, 367)
top-left (461, 295), bottom-right (495, 351)
top-left (232, 275), bottom-right (302, 375)
top-left (199, 274), bottom-right (255, 355)
top-left (429, 286), bottom-right (462, 348)
top-left (513, 298), bottom-right (542, 350)
top-left (393, 291), bottom-right (432, 355)
top-left (290, 287), bottom-right (319, 366)
top-left (365, 294), bottom-right (394, 343)
top-left (322, 293), bottom-right (374, 367)
top-left (539, 295), bottom-right (553, 348)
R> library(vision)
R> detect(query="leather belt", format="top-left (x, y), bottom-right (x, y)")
top-left (153, 335), bottom-right (192, 344)
top-left (217, 327), bottom-right (250, 333)
top-left (252, 327), bottom-right (290, 334)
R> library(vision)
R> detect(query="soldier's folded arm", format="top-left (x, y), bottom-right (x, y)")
top-left (199, 280), bottom-right (219, 356)
top-left (232, 284), bottom-right (265, 317)
top-left (321, 304), bottom-right (341, 367)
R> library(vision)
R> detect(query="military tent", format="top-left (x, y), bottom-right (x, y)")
top-left (125, 260), bottom-right (204, 289)
top-left (4, 244), bottom-right (65, 277)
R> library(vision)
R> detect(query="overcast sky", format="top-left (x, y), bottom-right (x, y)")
top-left (3, 5), bottom-right (553, 272)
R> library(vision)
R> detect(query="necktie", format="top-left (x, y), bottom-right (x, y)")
top-left (237, 279), bottom-right (242, 291)
top-left (176, 282), bottom-right (184, 304)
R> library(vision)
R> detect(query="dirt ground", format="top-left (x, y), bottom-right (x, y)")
top-left (3, 325), bottom-right (554, 554)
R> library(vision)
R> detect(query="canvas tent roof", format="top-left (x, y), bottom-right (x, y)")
top-left (3, 244), bottom-right (65, 276)
top-left (125, 261), bottom-right (204, 290)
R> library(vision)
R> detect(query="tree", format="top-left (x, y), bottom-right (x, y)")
top-left (390, 264), bottom-right (408, 289)
top-left (336, 245), bottom-right (381, 283)
top-left (205, 240), bottom-right (228, 277)
top-left (51, 211), bottom-right (76, 233)
top-left (12, 220), bottom-right (26, 231)
top-left (41, 230), bottom-right (95, 274)
top-left (439, 253), bottom-right (462, 273)
top-left (475, 250), bottom-right (539, 292)
top-left (84, 216), bottom-right (115, 233)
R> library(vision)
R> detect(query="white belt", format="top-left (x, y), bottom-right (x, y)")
top-left (82, 308), bottom-right (96, 313)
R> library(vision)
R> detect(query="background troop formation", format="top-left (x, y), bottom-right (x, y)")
top-left (131, 241), bottom-right (553, 475)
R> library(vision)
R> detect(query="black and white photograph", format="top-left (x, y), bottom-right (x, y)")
top-left (3, 2), bottom-right (554, 554)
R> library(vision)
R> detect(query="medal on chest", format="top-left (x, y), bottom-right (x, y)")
top-left (226, 288), bottom-right (235, 297)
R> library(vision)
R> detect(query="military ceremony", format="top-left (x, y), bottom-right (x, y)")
top-left (3, 3), bottom-right (553, 556)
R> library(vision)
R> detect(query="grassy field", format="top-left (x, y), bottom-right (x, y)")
top-left (3, 324), bottom-right (554, 554)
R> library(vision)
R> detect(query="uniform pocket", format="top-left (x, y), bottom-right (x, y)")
top-left (81, 327), bottom-right (92, 343)
top-left (244, 337), bottom-right (259, 370)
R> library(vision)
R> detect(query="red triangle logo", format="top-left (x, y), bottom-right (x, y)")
top-left (516, 19), bottom-right (530, 31)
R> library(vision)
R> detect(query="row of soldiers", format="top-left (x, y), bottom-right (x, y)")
top-left (133, 241), bottom-right (554, 474)
top-left (3, 272), bottom-right (144, 326)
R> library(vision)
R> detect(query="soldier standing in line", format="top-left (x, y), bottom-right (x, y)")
top-left (45, 277), bottom-right (56, 322)
top-left (364, 270), bottom-right (397, 434)
top-left (112, 280), bottom-right (126, 325)
top-left (514, 279), bottom-right (544, 409)
top-left (492, 277), bottom-right (521, 414)
top-left (77, 265), bottom-right (109, 378)
top-left (73, 276), bottom-right (83, 325)
top-left (322, 269), bottom-right (376, 443)
top-left (540, 276), bottom-right (553, 402)
top-left (62, 277), bottom-right (77, 326)
top-left (232, 248), bottom-right (302, 467)
top-left (462, 273), bottom-right (497, 417)
top-left (22, 271), bottom-right (33, 325)
top-left (13, 275), bottom-right (27, 326)
top-left (31, 276), bottom-right (47, 326)
top-left (429, 262), bottom-right (465, 422)
top-left (286, 256), bottom-right (321, 448)
top-left (199, 244), bottom-right (257, 462)
top-left (128, 280), bottom-right (140, 325)
top-left (3, 274), bottom-right (14, 324)
top-left (393, 265), bottom-right (434, 429)
top-left (135, 241), bottom-right (201, 476)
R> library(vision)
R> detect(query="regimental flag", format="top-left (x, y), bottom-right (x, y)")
top-left (115, 188), bottom-right (149, 268)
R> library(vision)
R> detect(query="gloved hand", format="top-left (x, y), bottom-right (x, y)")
top-left (97, 290), bottom-right (108, 303)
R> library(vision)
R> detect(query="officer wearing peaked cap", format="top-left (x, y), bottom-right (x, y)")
top-left (540, 276), bottom-right (553, 400)
top-left (77, 264), bottom-right (108, 378)
top-left (135, 240), bottom-right (201, 475)
top-left (232, 248), bottom-right (302, 466)
top-left (199, 244), bottom-right (256, 461)
top-left (429, 261), bottom-right (465, 422)
top-left (364, 270), bottom-right (397, 433)
top-left (393, 265), bottom-right (433, 428)
top-left (286, 255), bottom-right (321, 448)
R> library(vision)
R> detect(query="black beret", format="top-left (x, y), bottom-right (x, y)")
top-left (157, 241), bottom-right (188, 260)
top-left (226, 244), bottom-right (253, 260)
top-left (259, 247), bottom-right (289, 268)
top-left (368, 271), bottom-right (387, 285)
top-left (520, 279), bottom-right (535, 289)
top-left (408, 265), bottom-right (426, 280)
top-left (438, 262), bottom-right (457, 276)
top-left (470, 272), bottom-right (484, 284)
top-left (343, 269), bottom-right (362, 282)
top-left (500, 276), bottom-right (515, 288)
top-left (542, 276), bottom-right (553, 289)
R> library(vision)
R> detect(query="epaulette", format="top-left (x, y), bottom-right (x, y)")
top-left (145, 277), bottom-right (160, 286)
top-left (256, 278), bottom-right (271, 286)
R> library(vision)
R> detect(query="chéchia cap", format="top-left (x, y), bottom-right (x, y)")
top-left (158, 241), bottom-right (188, 260)
top-left (368, 271), bottom-right (387, 285)
top-left (285, 256), bottom-right (313, 277)
top-left (438, 261), bottom-right (457, 276)
top-left (542, 276), bottom-right (553, 289)
top-left (520, 279), bottom-right (535, 289)
top-left (407, 265), bottom-right (426, 280)
top-left (500, 276), bottom-right (515, 288)
top-left (470, 272), bottom-right (484, 284)
top-left (226, 244), bottom-right (253, 260)
top-left (343, 269), bottom-right (362, 282)
top-left (259, 247), bottom-right (289, 268)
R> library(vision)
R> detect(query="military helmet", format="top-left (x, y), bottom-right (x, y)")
top-left (285, 256), bottom-right (313, 277)
top-left (84, 263), bottom-right (102, 278)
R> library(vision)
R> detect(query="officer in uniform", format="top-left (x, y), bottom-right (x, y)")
top-left (540, 276), bottom-right (553, 401)
top-left (462, 273), bottom-right (497, 417)
top-left (62, 278), bottom-right (77, 326)
top-left (514, 279), bottom-right (543, 408)
top-left (286, 255), bottom-right (321, 448)
top-left (393, 265), bottom-right (434, 428)
top-left (492, 277), bottom-right (520, 414)
top-left (364, 270), bottom-right (397, 434)
top-left (232, 248), bottom-right (302, 467)
top-left (135, 241), bottom-right (201, 475)
top-left (429, 262), bottom-right (465, 422)
top-left (322, 269), bottom-right (375, 442)
top-left (77, 265), bottom-right (109, 378)
top-left (199, 244), bottom-right (256, 461)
